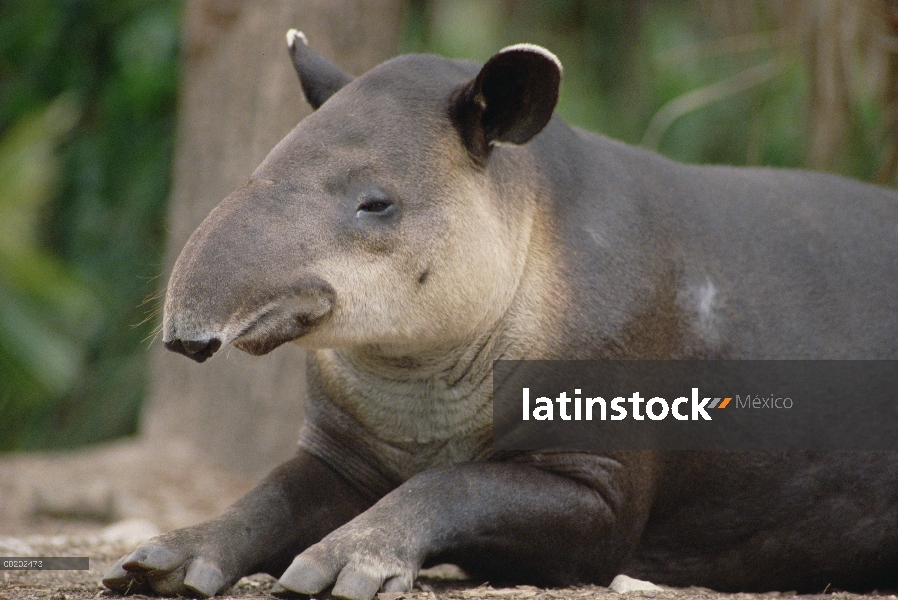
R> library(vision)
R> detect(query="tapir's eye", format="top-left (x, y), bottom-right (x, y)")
top-left (356, 191), bottom-right (394, 215)
top-left (357, 200), bottom-right (392, 213)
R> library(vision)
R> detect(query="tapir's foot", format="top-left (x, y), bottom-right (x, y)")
top-left (102, 528), bottom-right (237, 597)
top-left (275, 519), bottom-right (420, 600)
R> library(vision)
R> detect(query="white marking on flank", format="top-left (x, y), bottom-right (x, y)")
top-left (584, 227), bottom-right (609, 248)
top-left (697, 280), bottom-right (717, 319)
top-left (689, 278), bottom-right (721, 342)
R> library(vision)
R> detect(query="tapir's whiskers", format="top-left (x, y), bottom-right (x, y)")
top-left (140, 324), bottom-right (163, 349)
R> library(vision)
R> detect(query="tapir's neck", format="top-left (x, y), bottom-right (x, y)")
top-left (314, 319), bottom-right (505, 442)
top-left (346, 322), bottom-right (504, 383)
top-left (307, 329), bottom-right (498, 482)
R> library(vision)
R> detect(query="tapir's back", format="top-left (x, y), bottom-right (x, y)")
top-left (537, 122), bottom-right (898, 360)
top-left (675, 161), bottom-right (898, 358)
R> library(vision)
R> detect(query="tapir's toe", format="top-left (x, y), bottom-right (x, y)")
top-left (102, 555), bottom-right (146, 594)
top-left (121, 542), bottom-right (184, 572)
top-left (183, 557), bottom-right (227, 598)
top-left (278, 563), bottom-right (389, 600)
top-left (278, 554), bottom-right (337, 595)
top-left (381, 576), bottom-right (413, 593)
top-left (331, 568), bottom-right (385, 600)
top-left (103, 538), bottom-right (231, 597)
top-left (277, 532), bottom-right (418, 600)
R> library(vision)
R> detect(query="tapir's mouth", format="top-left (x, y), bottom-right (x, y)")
top-left (232, 308), bottom-right (330, 356)
top-left (164, 282), bottom-right (335, 362)
top-left (232, 289), bottom-right (335, 356)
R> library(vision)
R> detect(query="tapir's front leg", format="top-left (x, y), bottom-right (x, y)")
top-left (278, 454), bottom-right (655, 600)
top-left (102, 450), bottom-right (371, 597)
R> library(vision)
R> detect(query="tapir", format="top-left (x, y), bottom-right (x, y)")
top-left (103, 31), bottom-right (898, 598)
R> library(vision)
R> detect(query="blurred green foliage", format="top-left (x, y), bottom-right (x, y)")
top-left (0, 0), bottom-right (892, 452)
top-left (0, 0), bottom-right (182, 451)
top-left (401, 0), bottom-right (890, 176)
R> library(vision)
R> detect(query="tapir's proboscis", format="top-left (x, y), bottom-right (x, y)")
top-left (104, 31), bottom-right (898, 598)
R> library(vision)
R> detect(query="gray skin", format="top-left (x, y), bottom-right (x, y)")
top-left (103, 31), bottom-right (898, 599)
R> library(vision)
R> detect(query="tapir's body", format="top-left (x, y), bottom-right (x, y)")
top-left (505, 125), bottom-right (898, 361)
top-left (105, 35), bottom-right (898, 598)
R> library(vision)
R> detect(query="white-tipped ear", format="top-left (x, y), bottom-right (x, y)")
top-left (286, 28), bottom-right (308, 49)
top-left (285, 28), bottom-right (354, 110)
top-left (497, 43), bottom-right (563, 74)
top-left (451, 43), bottom-right (562, 162)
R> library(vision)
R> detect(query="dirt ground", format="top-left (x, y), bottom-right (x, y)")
top-left (0, 440), bottom-right (893, 600)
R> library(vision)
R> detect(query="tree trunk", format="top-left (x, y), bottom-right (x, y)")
top-left (143, 0), bottom-right (407, 477)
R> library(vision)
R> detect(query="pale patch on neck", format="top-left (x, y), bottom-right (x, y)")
top-left (309, 340), bottom-right (494, 482)
top-left (314, 328), bottom-right (500, 447)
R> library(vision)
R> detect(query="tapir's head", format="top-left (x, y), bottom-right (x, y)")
top-left (163, 31), bottom-right (562, 362)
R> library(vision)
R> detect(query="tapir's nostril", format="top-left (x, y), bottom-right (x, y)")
top-left (164, 337), bottom-right (222, 363)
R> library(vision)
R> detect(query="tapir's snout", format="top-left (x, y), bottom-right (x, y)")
top-left (162, 176), bottom-right (339, 361)
top-left (163, 271), bottom-right (336, 361)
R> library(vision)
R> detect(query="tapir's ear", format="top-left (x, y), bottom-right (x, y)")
top-left (451, 44), bottom-right (561, 161)
top-left (286, 29), bottom-right (354, 110)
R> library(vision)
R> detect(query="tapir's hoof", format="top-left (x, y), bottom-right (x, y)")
top-left (276, 532), bottom-right (416, 600)
top-left (102, 540), bottom-right (228, 597)
top-left (102, 555), bottom-right (147, 594)
top-left (277, 554), bottom-right (335, 595)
